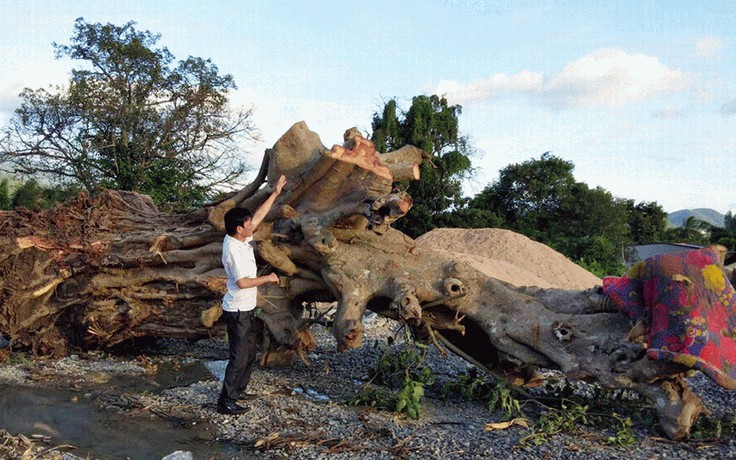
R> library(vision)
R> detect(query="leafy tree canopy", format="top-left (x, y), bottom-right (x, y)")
top-left (0, 18), bottom-right (257, 210)
top-left (5, 178), bottom-right (81, 210)
top-left (470, 153), bottom-right (632, 276)
top-left (725, 211), bottom-right (736, 232)
top-left (625, 200), bottom-right (668, 244)
top-left (663, 215), bottom-right (712, 245)
top-left (471, 152), bottom-right (577, 239)
top-left (371, 95), bottom-right (481, 237)
top-left (0, 177), bottom-right (10, 210)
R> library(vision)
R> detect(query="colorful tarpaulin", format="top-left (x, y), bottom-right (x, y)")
top-left (603, 247), bottom-right (736, 389)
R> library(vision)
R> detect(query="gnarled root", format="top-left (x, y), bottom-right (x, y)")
top-left (634, 375), bottom-right (706, 440)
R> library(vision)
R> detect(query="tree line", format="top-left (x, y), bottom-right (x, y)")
top-left (370, 96), bottom-right (735, 275)
top-left (2, 18), bottom-right (733, 277)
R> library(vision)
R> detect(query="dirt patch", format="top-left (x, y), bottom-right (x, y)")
top-left (416, 228), bottom-right (601, 290)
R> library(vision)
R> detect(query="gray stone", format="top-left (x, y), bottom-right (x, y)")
top-left (161, 451), bottom-right (193, 460)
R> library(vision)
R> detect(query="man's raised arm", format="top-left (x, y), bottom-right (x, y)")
top-left (251, 175), bottom-right (286, 229)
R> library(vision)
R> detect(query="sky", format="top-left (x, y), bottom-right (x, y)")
top-left (1, 0), bottom-right (734, 214)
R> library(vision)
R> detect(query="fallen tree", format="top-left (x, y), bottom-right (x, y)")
top-left (0, 121), bottom-right (728, 439)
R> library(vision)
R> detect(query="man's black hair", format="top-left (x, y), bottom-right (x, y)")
top-left (224, 207), bottom-right (254, 236)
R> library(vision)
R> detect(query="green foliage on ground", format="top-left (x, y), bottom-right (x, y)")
top-left (519, 379), bottom-right (649, 447)
top-left (442, 370), bottom-right (522, 420)
top-left (520, 400), bottom-right (636, 447)
top-left (348, 338), bottom-right (736, 448)
top-left (348, 335), bottom-right (434, 419)
top-left (690, 413), bottom-right (736, 439)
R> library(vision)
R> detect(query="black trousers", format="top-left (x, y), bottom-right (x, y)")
top-left (219, 310), bottom-right (258, 402)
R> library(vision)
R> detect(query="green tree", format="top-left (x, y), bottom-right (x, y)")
top-left (664, 215), bottom-right (710, 245)
top-left (440, 206), bottom-right (503, 230)
top-left (725, 211), bottom-right (735, 232)
top-left (11, 179), bottom-right (45, 209)
top-left (718, 211), bottom-right (736, 259)
top-left (710, 226), bottom-right (736, 254)
top-left (7, 178), bottom-right (81, 210)
top-left (0, 18), bottom-right (256, 210)
top-left (471, 153), bottom-right (577, 240)
top-left (371, 95), bottom-right (476, 237)
top-left (44, 182), bottom-right (84, 205)
top-left (554, 184), bottom-right (629, 266)
top-left (470, 153), bottom-right (630, 275)
top-left (626, 200), bottom-right (668, 244)
top-left (0, 177), bottom-right (10, 210)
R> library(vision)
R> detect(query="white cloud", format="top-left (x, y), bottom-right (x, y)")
top-left (433, 71), bottom-right (544, 105)
top-left (433, 48), bottom-right (691, 109)
top-left (544, 48), bottom-right (691, 108)
top-left (695, 36), bottom-right (725, 58)
top-left (0, 61), bottom-right (71, 118)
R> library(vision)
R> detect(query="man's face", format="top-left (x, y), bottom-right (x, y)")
top-left (237, 218), bottom-right (254, 238)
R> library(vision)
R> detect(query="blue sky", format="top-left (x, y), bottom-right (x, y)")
top-left (1, 1), bottom-right (734, 214)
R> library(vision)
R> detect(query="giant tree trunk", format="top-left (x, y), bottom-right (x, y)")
top-left (0, 121), bottom-right (710, 439)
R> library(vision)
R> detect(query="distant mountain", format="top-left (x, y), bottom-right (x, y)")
top-left (668, 208), bottom-right (725, 228)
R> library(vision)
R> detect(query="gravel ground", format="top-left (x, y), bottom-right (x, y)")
top-left (1, 316), bottom-right (736, 459)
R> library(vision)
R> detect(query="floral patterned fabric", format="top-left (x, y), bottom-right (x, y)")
top-left (602, 247), bottom-right (736, 389)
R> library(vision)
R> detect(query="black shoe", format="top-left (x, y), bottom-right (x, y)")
top-left (217, 400), bottom-right (250, 415)
top-left (238, 392), bottom-right (259, 401)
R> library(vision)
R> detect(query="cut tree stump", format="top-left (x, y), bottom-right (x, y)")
top-left (0, 121), bottom-right (719, 439)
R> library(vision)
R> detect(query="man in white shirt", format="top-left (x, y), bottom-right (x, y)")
top-left (217, 175), bottom-right (286, 415)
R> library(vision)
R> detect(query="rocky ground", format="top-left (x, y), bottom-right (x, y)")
top-left (1, 314), bottom-right (736, 460)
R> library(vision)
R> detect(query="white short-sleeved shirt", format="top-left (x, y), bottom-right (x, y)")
top-left (221, 234), bottom-right (258, 312)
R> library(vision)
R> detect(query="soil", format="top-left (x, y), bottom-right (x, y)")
top-left (416, 228), bottom-right (601, 290)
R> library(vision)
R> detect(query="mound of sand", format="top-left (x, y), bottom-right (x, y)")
top-left (416, 228), bottom-right (601, 290)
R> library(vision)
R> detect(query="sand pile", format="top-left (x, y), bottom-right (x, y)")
top-left (416, 228), bottom-right (601, 290)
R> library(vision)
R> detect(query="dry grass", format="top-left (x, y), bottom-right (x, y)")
top-left (0, 429), bottom-right (76, 459)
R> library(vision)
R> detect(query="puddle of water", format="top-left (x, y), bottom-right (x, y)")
top-left (0, 384), bottom-right (242, 459)
top-left (156, 359), bottom-right (216, 388)
top-left (203, 360), bottom-right (228, 382)
top-left (106, 359), bottom-right (218, 394)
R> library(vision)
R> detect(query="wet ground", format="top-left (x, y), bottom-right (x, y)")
top-left (0, 359), bottom-right (242, 459)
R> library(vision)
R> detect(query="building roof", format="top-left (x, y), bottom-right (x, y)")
top-left (627, 243), bottom-right (703, 266)
top-left (627, 243), bottom-right (735, 269)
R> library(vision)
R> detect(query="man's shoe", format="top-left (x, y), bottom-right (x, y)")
top-left (216, 400), bottom-right (250, 415)
top-left (238, 392), bottom-right (259, 401)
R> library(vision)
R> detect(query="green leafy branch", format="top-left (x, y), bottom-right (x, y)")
top-left (442, 370), bottom-right (522, 420)
top-left (519, 399), bottom-right (636, 447)
top-left (348, 332), bottom-right (434, 419)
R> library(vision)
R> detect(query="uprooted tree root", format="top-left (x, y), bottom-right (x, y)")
top-left (0, 121), bottom-right (719, 439)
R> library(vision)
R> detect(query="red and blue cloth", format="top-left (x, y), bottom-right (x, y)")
top-left (603, 247), bottom-right (736, 389)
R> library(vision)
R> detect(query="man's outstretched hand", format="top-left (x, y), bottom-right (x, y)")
top-left (275, 175), bottom-right (286, 195)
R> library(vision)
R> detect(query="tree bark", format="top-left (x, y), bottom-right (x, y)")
top-left (0, 121), bottom-right (715, 439)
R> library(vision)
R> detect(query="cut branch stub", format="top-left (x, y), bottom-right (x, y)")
top-left (391, 279), bottom-right (421, 322)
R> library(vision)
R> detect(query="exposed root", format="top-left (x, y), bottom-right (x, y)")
top-left (423, 323), bottom-right (449, 356)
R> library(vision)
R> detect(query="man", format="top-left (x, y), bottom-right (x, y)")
top-left (217, 174), bottom-right (286, 415)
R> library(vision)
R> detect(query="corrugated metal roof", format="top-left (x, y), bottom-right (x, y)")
top-left (627, 243), bottom-right (703, 266)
